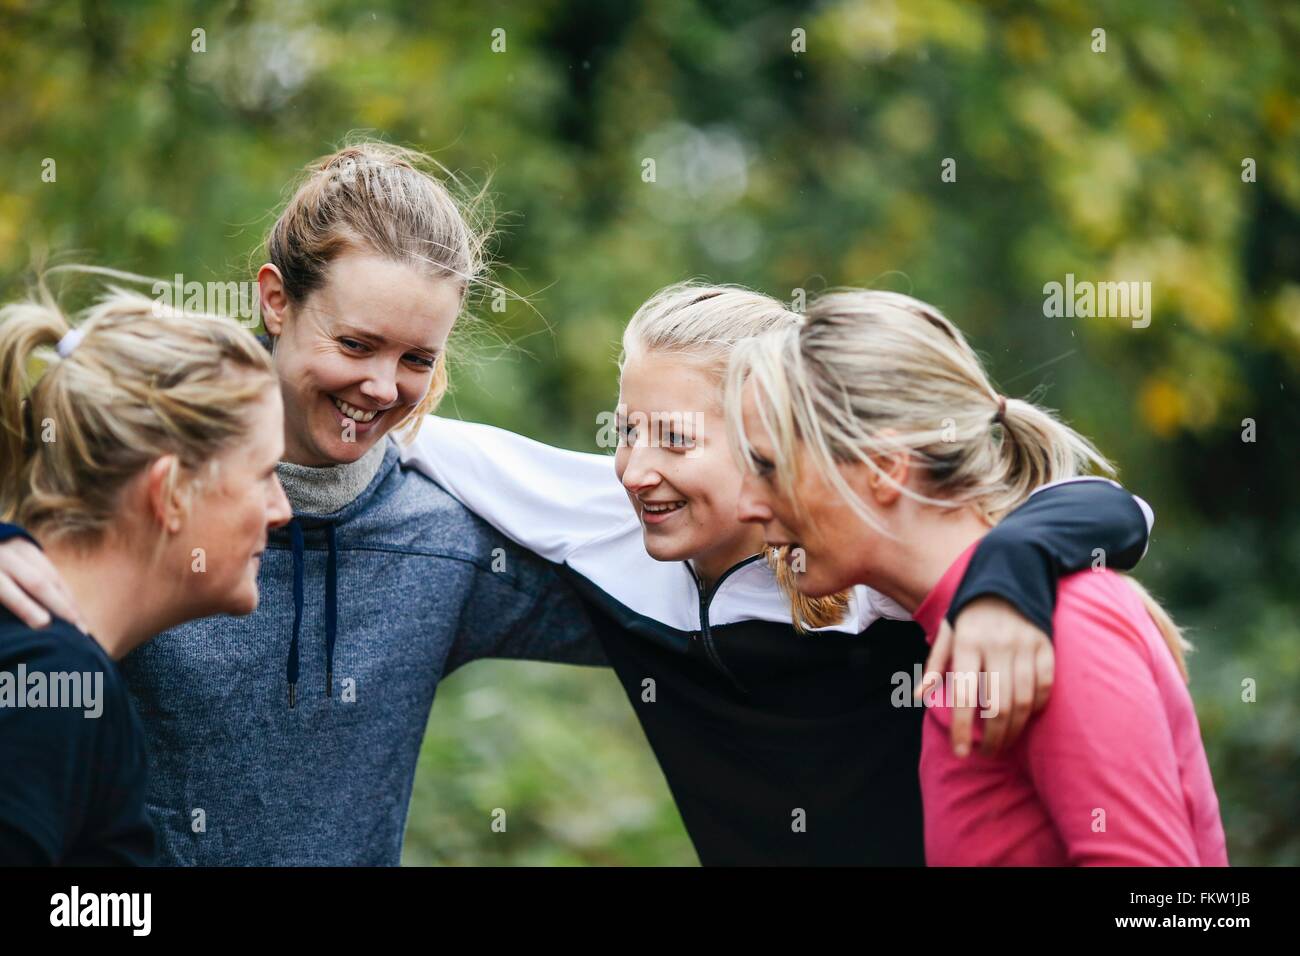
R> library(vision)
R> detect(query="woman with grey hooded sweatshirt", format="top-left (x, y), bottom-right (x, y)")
top-left (83, 143), bottom-right (603, 866)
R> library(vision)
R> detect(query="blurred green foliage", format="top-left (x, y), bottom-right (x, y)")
top-left (1, 0), bottom-right (1297, 865)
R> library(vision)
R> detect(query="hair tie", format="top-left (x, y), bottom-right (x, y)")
top-left (992, 395), bottom-right (1008, 425)
top-left (56, 327), bottom-right (85, 359)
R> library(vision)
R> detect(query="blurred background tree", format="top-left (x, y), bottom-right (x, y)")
top-left (1, 0), bottom-right (1296, 864)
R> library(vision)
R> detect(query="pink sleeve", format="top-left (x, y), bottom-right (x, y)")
top-left (1020, 584), bottom-right (1201, 866)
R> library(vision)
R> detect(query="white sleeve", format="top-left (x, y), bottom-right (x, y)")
top-left (398, 416), bottom-right (639, 563)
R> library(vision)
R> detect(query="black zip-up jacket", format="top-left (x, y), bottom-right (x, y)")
top-left (402, 419), bottom-right (1153, 865)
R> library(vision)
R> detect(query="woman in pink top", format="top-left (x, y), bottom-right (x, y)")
top-left (723, 288), bottom-right (1228, 866)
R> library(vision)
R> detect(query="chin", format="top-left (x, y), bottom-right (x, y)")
top-left (313, 428), bottom-right (380, 464)
top-left (225, 590), bottom-right (260, 617)
top-left (793, 565), bottom-right (854, 599)
top-left (218, 574), bottom-right (262, 617)
top-left (640, 533), bottom-right (690, 565)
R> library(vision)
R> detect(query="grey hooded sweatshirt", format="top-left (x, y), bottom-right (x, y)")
top-left (121, 437), bottom-right (604, 865)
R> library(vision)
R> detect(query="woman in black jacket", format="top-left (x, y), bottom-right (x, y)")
top-left (0, 282), bottom-right (291, 864)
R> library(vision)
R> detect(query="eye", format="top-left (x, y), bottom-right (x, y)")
top-left (617, 421), bottom-right (637, 446)
top-left (339, 337), bottom-right (367, 353)
top-left (664, 429), bottom-right (695, 450)
top-left (750, 453), bottom-right (775, 477)
top-left (404, 352), bottom-right (436, 370)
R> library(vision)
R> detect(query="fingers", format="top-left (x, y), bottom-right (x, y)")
top-left (916, 620), bottom-right (953, 701)
top-left (1032, 640), bottom-right (1055, 712)
top-left (998, 645), bottom-right (1038, 752)
top-left (977, 645), bottom-right (1013, 755)
top-left (0, 540), bottom-right (84, 630)
top-left (0, 572), bottom-right (50, 629)
top-left (949, 641), bottom-right (982, 758)
top-left (14, 548), bottom-right (84, 630)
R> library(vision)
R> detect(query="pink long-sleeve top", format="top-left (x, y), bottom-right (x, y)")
top-left (913, 542), bottom-right (1228, 866)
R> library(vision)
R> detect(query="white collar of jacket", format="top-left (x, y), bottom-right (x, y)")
top-left (399, 416), bottom-right (911, 635)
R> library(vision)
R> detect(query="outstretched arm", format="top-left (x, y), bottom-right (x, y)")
top-left (399, 416), bottom-right (635, 564)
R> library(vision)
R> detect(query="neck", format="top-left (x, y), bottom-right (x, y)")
top-left (40, 536), bottom-right (180, 660)
top-left (276, 437), bottom-right (388, 515)
top-left (691, 525), bottom-right (768, 592)
top-left (868, 505), bottom-right (992, 614)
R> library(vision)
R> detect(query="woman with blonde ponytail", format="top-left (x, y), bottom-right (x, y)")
top-left (728, 288), bottom-right (1227, 865)
top-left (401, 280), bottom-right (1158, 865)
top-left (0, 279), bottom-right (290, 864)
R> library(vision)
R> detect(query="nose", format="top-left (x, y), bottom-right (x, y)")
top-left (267, 475), bottom-right (293, 530)
top-left (357, 359), bottom-right (399, 408)
top-left (735, 471), bottom-right (773, 525)
top-left (619, 444), bottom-right (662, 496)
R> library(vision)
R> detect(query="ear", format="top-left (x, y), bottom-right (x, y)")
top-left (144, 455), bottom-right (187, 534)
top-left (859, 428), bottom-right (909, 506)
top-left (258, 263), bottom-right (289, 337)
top-left (866, 450), bottom-right (910, 506)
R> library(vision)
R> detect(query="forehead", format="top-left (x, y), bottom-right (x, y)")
top-left (619, 351), bottom-right (721, 413)
top-left (739, 379), bottom-right (775, 450)
top-left (312, 252), bottom-right (461, 351)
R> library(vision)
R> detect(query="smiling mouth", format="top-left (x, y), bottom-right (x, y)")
top-left (329, 394), bottom-right (388, 427)
top-left (640, 499), bottom-right (687, 525)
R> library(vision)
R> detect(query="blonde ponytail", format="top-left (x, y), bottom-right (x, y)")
top-left (986, 395), bottom-right (1113, 521)
top-left (0, 273), bottom-right (275, 545)
top-left (0, 285), bottom-right (67, 510)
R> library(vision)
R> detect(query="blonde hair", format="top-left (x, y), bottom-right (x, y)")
top-left (0, 277), bottom-right (275, 546)
top-left (622, 281), bottom-right (851, 632)
top-left (265, 140), bottom-right (492, 439)
top-left (727, 289), bottom-right (1190, 677)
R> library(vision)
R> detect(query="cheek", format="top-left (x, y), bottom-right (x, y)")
top-left (309, 354), bottom-right (359, 393)
top-left (682, 465), bottom-right (739, 527)
top-left (397, 368), bottom-right (433, 407)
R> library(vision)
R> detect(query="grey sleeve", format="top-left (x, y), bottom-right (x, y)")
top-left (444, 532), bottom-right (608, 675)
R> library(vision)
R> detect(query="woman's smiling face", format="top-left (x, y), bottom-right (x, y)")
top-left (614, 351), bottom-right (765, 584)
top-left (260, 250), bottom-right (461, 466)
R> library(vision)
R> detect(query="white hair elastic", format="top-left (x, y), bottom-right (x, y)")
top-left (56, 327), bottom-right (85, 358)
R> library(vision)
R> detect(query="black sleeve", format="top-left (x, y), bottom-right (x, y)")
top-left (946, 478), bottom-right (1151, 638)
top-left (0, 522), bottom-right (39, 548)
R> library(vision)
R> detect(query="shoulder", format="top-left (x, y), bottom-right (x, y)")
top-left (1055, 568), bottom-right (1148, 624)
top-left (350, 449), bottom-right (516, 550)
top-left (0, 609), bottom-right (110, 675)
top-left (376, 465), bottom-right (571, 587)
top-left (0, 611), bottom-right (131, 741)
top-left (1049, 569), bottom-right (1163, 677)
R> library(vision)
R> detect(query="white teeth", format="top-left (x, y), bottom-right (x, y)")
top-left (331, 397), bottom-right (377, 423)
top-left (643, 501), bottom-right (686, 513)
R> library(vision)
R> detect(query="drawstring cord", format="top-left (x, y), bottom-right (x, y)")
top-left (286, 518), bottom-right (339, 708)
